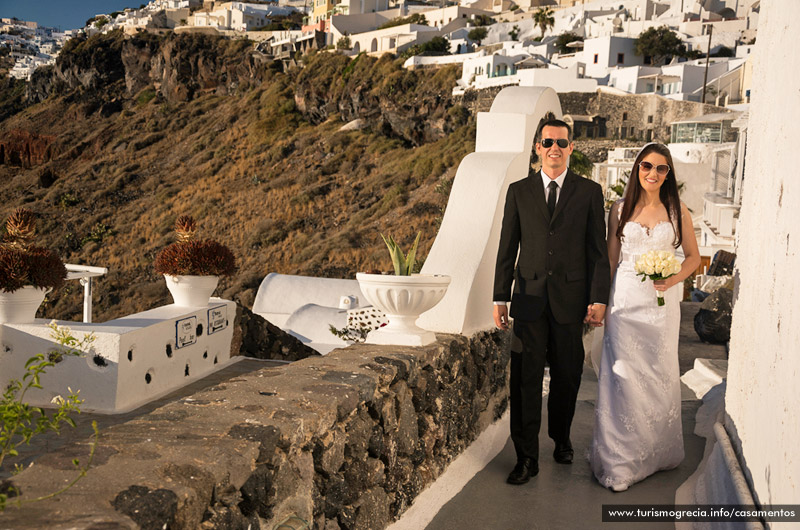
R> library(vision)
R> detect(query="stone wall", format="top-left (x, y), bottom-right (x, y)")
top-left (557, 92), bottom-right (730, 145)
top-left (1, 331), bottom-right (510, 529)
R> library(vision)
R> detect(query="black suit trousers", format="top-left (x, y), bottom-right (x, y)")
top-left (509, 302), bottom-right (585, 461)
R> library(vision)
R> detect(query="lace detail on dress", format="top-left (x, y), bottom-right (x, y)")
top-left (588, 219), bottom-right (684, 491)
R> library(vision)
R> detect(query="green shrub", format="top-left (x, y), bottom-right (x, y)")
top-left (136, 89), bottom-right (156, 106)
top-left (1, 323), bottom-right (99, 512)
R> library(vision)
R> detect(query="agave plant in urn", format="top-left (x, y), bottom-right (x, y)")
top-left (154, 216), bottom-right (237, 307)
top-left (356, 232), bottom-right (450, 346)
top-left (0, 208), bottom-right (67, 323)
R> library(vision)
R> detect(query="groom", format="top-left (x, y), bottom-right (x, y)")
top-left (493, 119), bottom-right (610, 485)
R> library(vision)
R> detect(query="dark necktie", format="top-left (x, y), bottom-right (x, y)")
top-left (547, 181), bottom-right (558, 217)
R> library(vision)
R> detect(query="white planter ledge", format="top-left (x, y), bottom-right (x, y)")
top-left (356, 273), bottom-right (450, 346)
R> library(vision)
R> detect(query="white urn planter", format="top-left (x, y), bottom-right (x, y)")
top-left (164, 275), bottom-right (219, 307)
top-left (0, 286), bottom-right (49, 324)
top-left (355, 273), bottom-right (450, 346)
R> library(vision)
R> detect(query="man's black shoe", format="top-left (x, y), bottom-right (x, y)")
top-left (554, 441), bottom-right (574, 464)
top-left (506, 458), bottom-right (538, 484)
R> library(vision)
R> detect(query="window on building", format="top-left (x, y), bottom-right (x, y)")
top-left (617, 52), bottom-right (624, 64)
top-left (671, 122), bottom-right (724, 143)
top-left (646, 82), bottom-right (654, 92)
top-left (630, 127), bottom-right (635, 136)
top-left (620, 127), bottom-right (627, 139)
top-left (593, 54), bottom-right (598, 64)
top-left (644, 55), bottom-right (652, 65)
top-left (622, 112), bottom-right (628, 121)
top-left (648, 115), bottom-right (653, 124)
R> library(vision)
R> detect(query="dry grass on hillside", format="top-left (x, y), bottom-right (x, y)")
top-left (0, 53), bottom-right (475, 322)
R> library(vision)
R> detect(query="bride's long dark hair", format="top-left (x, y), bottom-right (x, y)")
top-left (616, 143), bottom-right (683, 248)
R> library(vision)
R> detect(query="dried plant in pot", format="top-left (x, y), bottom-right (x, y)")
top-left (154, 216), bottom-right (237, 307)
top-left (0, 208), bottom-right (67, 323)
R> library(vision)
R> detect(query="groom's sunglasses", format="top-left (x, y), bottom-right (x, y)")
top-left (639, 161), bottom-right (671, 176)
top-left (540, 138), bottom-right (570, 148)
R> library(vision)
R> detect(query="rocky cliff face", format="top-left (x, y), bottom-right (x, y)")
top-left (293, 53), bottom-right (465, 147)
top-left (123, 33), bottom-right (271, 103)
top-left (26, 31), bottom-right (270, 107)
top-left (0, 129), bottom-right (57, 167)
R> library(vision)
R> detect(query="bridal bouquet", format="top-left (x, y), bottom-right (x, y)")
top-left (635, 250), bottom-right (682, 306)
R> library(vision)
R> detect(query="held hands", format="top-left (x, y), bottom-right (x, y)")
top-left (584, 304), bottom-right (606, 327)
top-left (493, 304), bottom-right (510, 330)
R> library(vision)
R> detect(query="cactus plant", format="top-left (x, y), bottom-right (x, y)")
top-left (381, 232), bottom-right (421, 276)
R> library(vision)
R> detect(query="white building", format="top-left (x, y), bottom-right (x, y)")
top-left (577, 35), bottom-right (645, 79)
top-left (606, 57), bottom-right (749, 104)
top-left (697, 111), bottom-right (748, 254)
top-left (347, 22), bottom-right (440, 54)
top-left (191, 2), bottom-right (296, 31)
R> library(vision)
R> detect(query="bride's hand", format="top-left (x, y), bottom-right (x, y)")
top-left (584, 304), bottom-right (606, 327)
top-left (653, 277), bottom-right (678, 291)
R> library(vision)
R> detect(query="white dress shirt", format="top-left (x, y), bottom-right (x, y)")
top-left (541, 168), bottom-right (568, 205)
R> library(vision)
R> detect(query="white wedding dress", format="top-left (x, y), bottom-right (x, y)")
top-left (588, 212), bottom-right (684, 492)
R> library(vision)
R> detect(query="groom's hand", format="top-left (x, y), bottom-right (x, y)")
top-left (493, 304), bottom-right (509, 330)
top-left (584, 304), bottom-right (606, 327)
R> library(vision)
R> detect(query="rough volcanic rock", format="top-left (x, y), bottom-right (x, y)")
top-left (231, 303), bottom-right (320, 361)
top-left (111, 485), bottom-right (179, 530)
top-left (145, 34), bottom-right (269, 103)
top-left (0, 128), bottom-right (57, 167)
top-left (294, 53), bottom-right (463, 147)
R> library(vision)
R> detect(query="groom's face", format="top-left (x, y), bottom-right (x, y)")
top-left (536, 125), bottom-right (573, 178)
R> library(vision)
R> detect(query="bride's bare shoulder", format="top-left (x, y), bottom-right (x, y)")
top-left (611, 199), bottom-right (624, 220)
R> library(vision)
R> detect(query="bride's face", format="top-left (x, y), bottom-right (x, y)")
top-left (638, 152), bottom-right (670, 193)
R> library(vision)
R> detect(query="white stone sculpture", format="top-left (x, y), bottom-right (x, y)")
top-left (417, 86), bottom-right (563, 335)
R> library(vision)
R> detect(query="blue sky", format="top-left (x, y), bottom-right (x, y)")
top-left (0, 0), bottom-right (139, 32)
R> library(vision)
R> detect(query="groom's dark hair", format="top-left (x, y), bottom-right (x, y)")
top-left (535, 118), bottom-right (573, 143)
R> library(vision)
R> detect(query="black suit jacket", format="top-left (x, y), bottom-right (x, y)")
top-left (493, 169), bottom-right (611, 324)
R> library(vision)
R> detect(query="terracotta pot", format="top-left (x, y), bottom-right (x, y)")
top-left (164, 275), bottom-right (219, 307)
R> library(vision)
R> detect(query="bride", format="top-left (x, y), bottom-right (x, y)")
top-left (589, 143), bottom-right (700, 492)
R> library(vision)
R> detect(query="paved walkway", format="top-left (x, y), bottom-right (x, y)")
top-left (425, 302), bottom-right (728, 530)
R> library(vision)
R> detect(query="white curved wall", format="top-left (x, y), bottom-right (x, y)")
top-left (252, 273), bottom-right (364, 327)
top-left (418, 86), bottom-right (562, 335)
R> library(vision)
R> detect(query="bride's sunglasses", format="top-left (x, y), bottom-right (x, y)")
top-left (639, 161), bottom-right (670, 176)
top-left (540, 138), bottom-right (570, 148)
